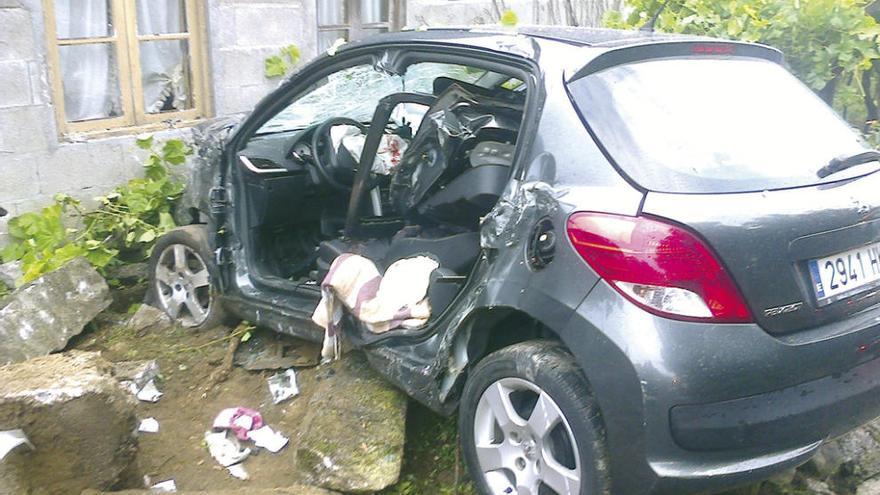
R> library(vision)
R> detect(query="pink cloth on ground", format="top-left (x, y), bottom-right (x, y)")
top-left (212, 407), bottom-right (264, 441)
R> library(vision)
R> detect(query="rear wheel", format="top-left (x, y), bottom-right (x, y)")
top-left (148, 225), bottom-right (227, 330)
top-left (459, 341), bottom-right (609, 495)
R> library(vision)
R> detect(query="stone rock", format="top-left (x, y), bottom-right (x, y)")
top-left (295, 352), bottom-right (407, 493)
top-left (0, 260), bottom-right (22, 289)
top-left (0, 351), bottom-right (138, 494)
top-left (126, 303), bottom-right (172, 335)
top-left (0, 257), bottom-right (111, 365)
top-left (856, 477), bottom-right (880, 495)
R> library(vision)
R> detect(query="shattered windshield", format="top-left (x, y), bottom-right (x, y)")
top-left (257, 63), bottom-right (487, 135)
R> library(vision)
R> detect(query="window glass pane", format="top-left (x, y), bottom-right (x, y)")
top-left (58, 43), bottom-right (121, 121)
top-left (140, 40), bottom-right (193, 113)
top-left (55, 0), bottom-right (112, 39)
top-left (317, 0), bottom-right (346, 25)
top-left (258, 64), bottom-right (403, 134)
top-left (136, 0), bottom-right (187, 35)
top-left (567, 58), bottom-right (868, 193)
top-left (360, 0), bottom-right (388, 24)
top-left (318, 30), bottom-right (348, 52)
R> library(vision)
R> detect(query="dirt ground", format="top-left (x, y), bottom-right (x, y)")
top-left (72, 310), bottom-right (322, 491)
top-left (70, 304), bottom-right (476, 494)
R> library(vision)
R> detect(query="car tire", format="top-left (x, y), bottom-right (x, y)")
top-left (147, 225), bottom-right (228, 330)
top-left (459, 340), bottom-right (610, 495)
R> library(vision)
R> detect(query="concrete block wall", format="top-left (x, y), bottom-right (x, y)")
top-left (207, 0), bottom-right (319, 115)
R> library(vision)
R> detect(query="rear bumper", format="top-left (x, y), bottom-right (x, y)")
top-left (671, 352), bottom-right (880, 452)
top-left (562, 281), bottom-right (880, 495)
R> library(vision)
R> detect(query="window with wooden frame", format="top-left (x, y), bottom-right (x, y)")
top-left (43, 0), bottom-right (209, 135)
top-left (316, 0), bottom-right (404, 52)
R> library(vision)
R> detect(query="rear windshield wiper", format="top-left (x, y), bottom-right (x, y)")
top-left (817, 150), bottom-right (880, 178)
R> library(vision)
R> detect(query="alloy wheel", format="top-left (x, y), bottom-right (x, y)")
top-left (474, 377), bottom-right (582, 495)
top-left (154, 243), bottom-right (212, 327)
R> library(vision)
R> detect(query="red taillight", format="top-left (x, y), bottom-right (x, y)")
top-left (566, 212), bottom-right (753, 323)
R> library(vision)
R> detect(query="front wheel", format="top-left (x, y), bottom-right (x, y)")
top-left (459, 341), bottom-right (610, 495)
top-left (148, 225), bottom-right (227, 330)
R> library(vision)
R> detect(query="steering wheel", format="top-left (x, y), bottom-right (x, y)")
top-left (310, 117), bottom-right (368, 190)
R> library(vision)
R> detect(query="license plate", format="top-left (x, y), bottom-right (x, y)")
top-left (808, 241), bottom-right (880, 305)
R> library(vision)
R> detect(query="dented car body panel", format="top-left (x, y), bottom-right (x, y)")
top-left (180, 27), bottom-right (880, 495)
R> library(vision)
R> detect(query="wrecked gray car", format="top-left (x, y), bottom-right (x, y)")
top-left (151, 27), bottom-right (880, 495)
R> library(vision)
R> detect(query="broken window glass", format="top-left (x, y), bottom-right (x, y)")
top-left (140, 39), bottom-right (193, 114)
top-left (258, 65), bottom-right (404, 134)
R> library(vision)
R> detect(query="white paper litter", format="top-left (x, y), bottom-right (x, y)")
top-left (150, 479), bottom-right (177, 492)
top-left (136, 379), bottom-right (163, 402)
top-left (227, 463), bottom-right (249, 480)
top-left (211, 408), bottom-right (237, 430)
top-left (246, 425), bottom-right (289, 453)
top-left (138, 417), bottom-right (160, 433)
top-left (204, 431), bottom-right (251, 467)
top-left (267, 368), bottom-right (299, 404)
top-left (0, 429), bottom-right (34, 460)
top-left (232, 414), bottom-right (253, 431)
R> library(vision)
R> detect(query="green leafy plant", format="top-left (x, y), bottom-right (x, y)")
top-left (265, 44), bottom-right (302, 78)
top-left (1, 137), bottom-right (190, 285)
top-left (605, 0), bottom-right (880, 133)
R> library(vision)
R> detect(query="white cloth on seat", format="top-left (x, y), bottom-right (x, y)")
top-left (312, 254), bottom-right (439, 361)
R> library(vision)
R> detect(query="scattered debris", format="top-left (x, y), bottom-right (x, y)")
top-left (326, 38), bottom-right (346, 56)
top-left (139, 418), bottom-right (160, 433)
top-left (247, 425), bottom-right (289, 453)
top-left (226, 463), bottom-right (249, 480)
top-left (115, 359), bottom-right (164, 402)
top-left (115, 359), bottom-right (160, 390)
top-left (267, 369), bottom-right (299, 404)
top-left (0, 258), bottom-right (111, 365)
top-left (0, 351), bottom-right (137, 493)
top-left (0, 430), bottom-right (34, 460)
top-left (204, 430), bottom-right (251, 467)
top-left (233, 330), bottom-right (320, 371)
top-left (150, 479), bottom-right (177, 492)
top-left (137, 379), bottom-right (164, 403)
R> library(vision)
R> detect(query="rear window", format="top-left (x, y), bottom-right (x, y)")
top-left (568, 57), bottom-right (875, 193)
